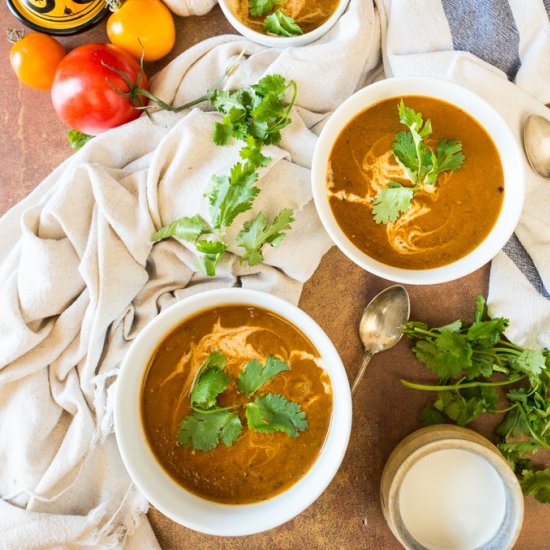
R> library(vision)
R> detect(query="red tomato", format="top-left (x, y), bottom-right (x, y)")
top-left (51, 43), bottom-right (149, 136)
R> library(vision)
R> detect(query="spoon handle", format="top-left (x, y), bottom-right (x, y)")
top-left (351, 350), bottom-right (373, 395)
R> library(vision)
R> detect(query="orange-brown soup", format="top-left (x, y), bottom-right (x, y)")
top-left (141, 305), bottom-right (332, 504)
top-left (229, 0), bottom-right (341, 35)
top-left (328, 96), bottom-right (504, 269)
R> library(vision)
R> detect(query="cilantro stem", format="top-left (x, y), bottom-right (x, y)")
top-left (496, 340), bottom-right (525, 352)
top-left (401, 375), bottom-right (527, 392)
top-left (284, 81), bottom-right (297, 118)
top-left (493, 405), bottom-right (518, 414)
top-left (492, 364), bottom-right (510, 374)
top-left (480, 346), bottom-right (522, 356)
top-left (192, 404), bottom-right (241, 414)
top-left (137, 90), bottom-right (210, 113)
top-left (405, 327), bottom-right (437, 339)
top-left (516, 403), bottom-right (550, 451)
top-left (267, 81), bottom-right (298, 134)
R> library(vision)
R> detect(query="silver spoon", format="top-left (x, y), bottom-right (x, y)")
top-left (351, 285), bottom-right (410, 395)
top-left (523, 114), bottom-right (550, 178)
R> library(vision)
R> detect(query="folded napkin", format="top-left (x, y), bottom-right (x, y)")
top-left (0, 1), bottom-right (380, 548)
top-left (380, 0), bottom-right (550, 348)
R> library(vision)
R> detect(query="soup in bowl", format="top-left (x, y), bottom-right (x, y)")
top-left (311, 77), bottom-right (525, 284)
top-left (114, 288), bottom-right (351, 535)
top-left (218, 0), bottom-right (350, 47)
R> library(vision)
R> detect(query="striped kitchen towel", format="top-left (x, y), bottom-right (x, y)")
top-left (379, 0), bottom-right (550, 348)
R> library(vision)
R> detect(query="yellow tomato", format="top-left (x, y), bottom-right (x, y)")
top-left (9, 32), bottom-right (65, 91)
top-left (107, 0), bottom-right (176, 63)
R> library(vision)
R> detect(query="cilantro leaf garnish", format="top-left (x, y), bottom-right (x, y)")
top-left (251, 74), bottom-right (288, 97)
top-left (466, 318), bottom-right (509, 349)
top-left (373, 99), bottom-right (465, 224)
top-left (433, 139), bottom-right (465, 173)
top-left (177, 410), bottom-right (242, 452)
top-left (207, 164), bottom-right (260, 229)
top-left (190, 351), bottom-right (229, 409)
top-left (246, 393), bottom-right (308, 437)
top-left (412, 331), bottom-right (473, 380)
top-left (392, 131), bottom-right (419, 182)
top-left (520, 469), bottom-right (550, 503)
top-left (237, 355), bottom-right (290, 396)
top-left (213, 122), bottom-right (234, 146)
top-left (68, 129), bottom-right (93, 150)
top-left (249, 0), bottom-right (281, 17)
top-left (151, 214), bottom-right (210, 243)
top-left (401, 295), bottom-right (550, 504)
top-left (513, 350), bottom-right (546, 384)
top-left (263, 10), bottom-right (303, 37)
top-left (236, 209), bottom-right (294, 266)
top-left (239, 135), bottom-right (270, 168)
top-left (372, 182), bottom-right (415, 224)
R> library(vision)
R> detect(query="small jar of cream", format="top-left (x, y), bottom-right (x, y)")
top-left (380, 425), bottom-right (523, 550)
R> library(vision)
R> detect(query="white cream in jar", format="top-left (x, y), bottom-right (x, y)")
top-left (380, 426), bottom-right (524, 550)
top-left (398, 448), bottom-right (506, 550)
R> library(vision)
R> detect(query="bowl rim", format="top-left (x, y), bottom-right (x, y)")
top-left (218, 0), bottom-right (351, 48)
top-left (311, 76), bottom-right (525, 285)
top-left (114, 288), bottom-right (352, 536)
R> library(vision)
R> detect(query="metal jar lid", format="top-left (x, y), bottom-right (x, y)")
top-left (6, 0), bottom-right (109, 36)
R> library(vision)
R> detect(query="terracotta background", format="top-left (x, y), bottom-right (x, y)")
top-left (0, 2), bottom-right (548, 548)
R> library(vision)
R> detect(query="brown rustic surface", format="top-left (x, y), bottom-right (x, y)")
top-left (0, 2), bottom-right (548, 548)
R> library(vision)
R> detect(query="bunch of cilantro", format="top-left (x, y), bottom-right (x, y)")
top-left (151, 74), bottom-right (296, 275)
top-left (178, 351), bottom-right (308, 452)
top-left (372, 99), bottom-right (465, 224)
top-left (249, 0), bottom-right (303, 37)
top-left (401, 296), bottom-right (550, 503)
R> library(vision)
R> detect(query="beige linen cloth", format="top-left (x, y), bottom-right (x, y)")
top-left (0, 1), bottom-right (380, 548)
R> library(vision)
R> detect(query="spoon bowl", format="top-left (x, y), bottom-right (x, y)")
top-left (523, 114), bottom-right (550, 178)
top-left (351, 285), bottom-right (410, 394)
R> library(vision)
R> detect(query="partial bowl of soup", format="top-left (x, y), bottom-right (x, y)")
top-left (311, 77), bottom-right (524, 284)
top-left (218, 0), bottom-right (349, 47)
top-left (114, 288), bottom-right (352, 536)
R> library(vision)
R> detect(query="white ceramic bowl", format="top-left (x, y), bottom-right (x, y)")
top-left (114, 288), bottom-right (352, 536)
top-left (311, 77), bottom-right (525, 285)
top-left (218, 0), bottom-right (350, 48)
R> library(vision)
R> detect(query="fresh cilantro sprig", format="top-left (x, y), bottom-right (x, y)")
top-left (150, 74), bottom-right (297, 275)
top-left (372, 99), bottom-right (465, 224)
top-left (263, 10), bottom-right (303, 37)
top-left (401, 296), bottom-right (550, 503)
top-left (210, 73), bottom-right (297, 147)
top-left (177, 351), bottom-right (307, 452)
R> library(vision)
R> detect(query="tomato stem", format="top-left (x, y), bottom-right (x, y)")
top-left (102, 50), bottom-right (245, 119)
top-left (105, 0), bottom-right (123, 12)
top-left (6, 29), bottom-right (24, 44)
